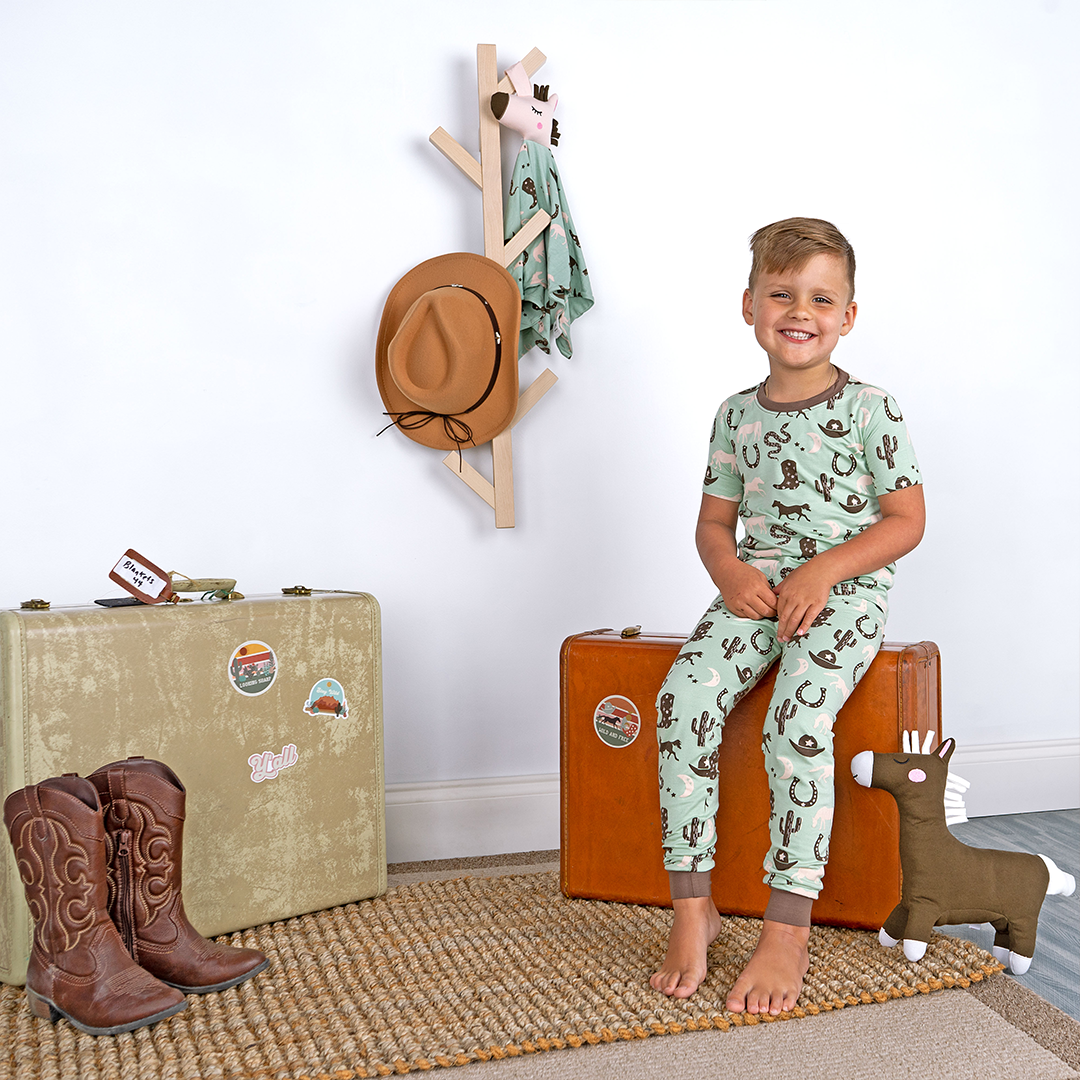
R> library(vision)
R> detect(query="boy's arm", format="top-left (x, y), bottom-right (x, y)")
top-left (696, 494), bottom-right (778, 619)
top-left (773, 484), bottom-right (926, 642)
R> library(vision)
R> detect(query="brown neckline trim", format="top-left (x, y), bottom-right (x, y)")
top-left (756, 368), bottom-right (850, 413)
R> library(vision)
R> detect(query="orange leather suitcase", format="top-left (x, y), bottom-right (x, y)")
top-left (560, 629), bottom-right (940, 930)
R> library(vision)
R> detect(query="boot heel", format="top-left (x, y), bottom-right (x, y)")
top-left (25, 988), bottom-right (60, 1023)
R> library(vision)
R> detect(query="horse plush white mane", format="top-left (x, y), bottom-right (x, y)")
top-left (851, 731), bottom-right (1075, 974)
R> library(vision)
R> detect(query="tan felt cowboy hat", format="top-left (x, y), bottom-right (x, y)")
top-left (376, 253), bottom-right (521, 450)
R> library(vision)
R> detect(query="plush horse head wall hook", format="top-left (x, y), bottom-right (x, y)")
top-left (490, 62), bottom-right (560, 147)
top-left (851, 732), bottom-right (1075, 975)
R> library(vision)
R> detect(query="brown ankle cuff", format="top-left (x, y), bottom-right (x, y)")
top-left (764, 887), bottom-right (813, 927)
top-left (668, 870), bottom-right (712, 900)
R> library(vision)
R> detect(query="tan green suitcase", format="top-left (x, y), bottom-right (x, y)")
top-left (0, 589), bottom-right (385, 985)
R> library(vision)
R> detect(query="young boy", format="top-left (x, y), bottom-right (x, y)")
top-left (649, 218), bottom-right (925, 1013)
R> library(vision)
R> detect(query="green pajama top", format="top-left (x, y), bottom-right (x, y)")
top-left (703, 369), bottom-right (922, 599)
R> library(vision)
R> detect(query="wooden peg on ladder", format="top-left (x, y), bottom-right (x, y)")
top-left (429, 45), bottom-right (558, 528)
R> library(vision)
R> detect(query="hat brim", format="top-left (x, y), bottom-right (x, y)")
top-left (376, 253), bottom-right (521, 450)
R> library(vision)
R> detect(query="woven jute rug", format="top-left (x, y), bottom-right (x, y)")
top-left (0, 871), bottom-right (1002, 1079)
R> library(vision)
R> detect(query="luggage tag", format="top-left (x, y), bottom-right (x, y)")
top-left (108, 549), bottom-right (176, 605)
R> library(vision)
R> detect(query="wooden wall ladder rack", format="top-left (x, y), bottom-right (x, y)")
top-left (429, 44), bottom-right (557, 528)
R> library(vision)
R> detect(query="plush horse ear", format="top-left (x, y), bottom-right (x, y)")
top-left (936, 737), bottom-right (955, 762)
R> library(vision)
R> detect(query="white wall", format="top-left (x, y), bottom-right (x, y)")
top-left (2, 1), bottom-right (1077, 846)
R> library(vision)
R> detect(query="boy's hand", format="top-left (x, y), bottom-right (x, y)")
top-left (697, 495), bottom-right (779, 620)
top-left (716, 559), bottom-right (779, 620)
top-left (772, 563), bottom-right (833, 642)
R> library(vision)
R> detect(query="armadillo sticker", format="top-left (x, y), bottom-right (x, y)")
top-left (228, 641), bottom-right (278, 696)
top-left (593, 695), bottom-right (641, 749)
top-left (249, 743), bottom-right (299, 783)
top-left (304, 678), bottom-right (349, 720)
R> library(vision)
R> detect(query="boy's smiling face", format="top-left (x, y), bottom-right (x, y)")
top-left (742, 253), bottom-right (857, 386)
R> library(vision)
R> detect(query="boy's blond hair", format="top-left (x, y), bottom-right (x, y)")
top-left (748, 218), bottom-right (856, 300)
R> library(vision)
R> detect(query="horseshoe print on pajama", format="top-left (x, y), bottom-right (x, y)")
top-left (883, 398), bottom-right (903, 422)
top-left (796, 680), bottom-right (827, 708)
top-left (814, 833), bottom-right (829, 861)
top-left (742, 443), bottom-right (761, 468)
top-left (831, 452), bottom-right (858, 477)
top-left (790, 777), bottom-right (818, 807)
top-left (856, 614), bottom-right (879, 639)
top-left (751, 629), bottom-right (773, 655)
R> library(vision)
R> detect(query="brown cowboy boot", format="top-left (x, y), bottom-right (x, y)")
top-left (3, 776), bottom-right (187, 1035)
top-left (87, 757), bottom-right (268, 993)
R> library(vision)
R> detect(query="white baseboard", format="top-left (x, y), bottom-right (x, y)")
top-left (385, 774), bottom-right (560, 863)
top-left (951, 739), bottom-right (1080, 818)
top-left (385, 740), bottom-right (1080, 863)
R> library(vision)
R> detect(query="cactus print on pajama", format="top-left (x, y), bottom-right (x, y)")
top-left (658, 369), bottom-right (921, 899)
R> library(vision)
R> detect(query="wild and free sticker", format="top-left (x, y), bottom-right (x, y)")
top-left (228, 641), bottom-right (278, 696)
top-left (593, 695), bottom-right (641, 748)
top-left (304, 678), bottom-right (349, 719)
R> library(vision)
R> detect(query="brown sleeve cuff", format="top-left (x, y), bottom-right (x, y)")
top-left (764, 887), bottom-right (814, 927)
top-left (668, 870), bottom-right (712, 899)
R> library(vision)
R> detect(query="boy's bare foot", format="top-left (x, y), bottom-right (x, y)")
top-left (725, 919), bottom-right (810, 1015)
top-left (650, 895), bottom-right (724, 998)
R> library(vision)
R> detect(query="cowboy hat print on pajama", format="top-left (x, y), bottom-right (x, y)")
top-left (657, 369), bottom-right (921, 900)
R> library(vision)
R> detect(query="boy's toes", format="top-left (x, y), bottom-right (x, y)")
top-left (725, 980), bottom-right (749, 1013)
top-left (671, 972), bottom-right (701, 999)
top-left (651, 966), bottom-right (702, 998)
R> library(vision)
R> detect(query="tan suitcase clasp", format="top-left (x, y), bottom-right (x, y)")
top-left (282, 585), bottom-right (312, 596)
top-left (20, 599), bottom-right (50, 610)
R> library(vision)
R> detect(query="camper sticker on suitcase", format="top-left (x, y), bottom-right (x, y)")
top-left (228, 640), bottom-right (278, 696)
top-left (593, 695), bottom-right (641, 748)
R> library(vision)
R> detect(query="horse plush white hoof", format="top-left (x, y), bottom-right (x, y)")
top-left (878, 927), bottom-right (900, 948)
top-left (903, 938), bottom-right (928, 961)
top-left (1039, 854), bottom-right (1076, 897)
top-left (992, 945), bottom-right (1033, 975)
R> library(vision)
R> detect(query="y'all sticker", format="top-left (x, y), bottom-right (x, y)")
top-left (249, 743), bottom-right (299, 783)
top-left (593, 695), bottom-right (641, 748)
top-left (228, 641), bottom-right (278, 696)
top-left (304, 678), bottom-right (349, 719)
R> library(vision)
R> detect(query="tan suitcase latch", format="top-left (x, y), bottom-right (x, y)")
top-left (282, 585), bottom-right (312, 596)
top-left (20, 599), bottom-right (50, 610)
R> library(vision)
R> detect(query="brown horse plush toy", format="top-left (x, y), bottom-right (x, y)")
top-left (851, 733), bottom-right (1075, 974)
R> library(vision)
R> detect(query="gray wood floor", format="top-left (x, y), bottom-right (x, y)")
top-left (941, 809), bottom-right (1079, 1019)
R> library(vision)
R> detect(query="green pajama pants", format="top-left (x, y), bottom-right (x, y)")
top-left (656, 588), bottom-right (886, 899)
